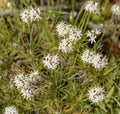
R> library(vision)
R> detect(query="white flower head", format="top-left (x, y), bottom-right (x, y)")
top-left (69, 27), bottom-right (82, 41)
top-left (84, 1), bottom-right (100, 14)
top-left (13, 42), bottom-right (19, 48)
top-left (13, 73), bottom-right (29, 89)
top-left (81, 49), bottom-right (108, 70)
top-left (20, 9), bottom-right (29, 23)
top-left (111, 4), bottom-right (120, 17)
top-left (86, 29), bottom-right (101, 44)
top-left (59, 39), bottom-right (73, 53)
top-left (81, 49), bottom-right (95, 63)
top-left (29, 7), bottom-right (41, 22)
top-left (43, 53), bottom-right (59, 69)
top-left (4, 106), bottom-right (19, 114)
top-left (13, 73), bottom-right (32, 100)
top-left (0, 59), bottom-right (3, 65)
top-left (92, 54), bottom-right (108, 70)
top-left (20, 86), bottom-right (36, 100)
top-left (56, 22), bottom-right (71, 37)
top-left (13, 72), bottom-right (40, 100)
top-left (88, 87), bottom-right (105, 103)
top-left (20, 7), bottom-right (42, 23)
top-left (94, 29), bottom-right (101, 35)
top-left (29, 71), bottom-right (42, 83)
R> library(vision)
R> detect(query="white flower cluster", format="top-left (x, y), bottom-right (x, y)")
top-left (92, 53), bottom-right (108, 70)
top-left (29, 71), bottom-right (42, 83)
top-left (43, 53), bottom-right (59, 69)
top-left (81, 49), bottom-right (108, 70)
top-left (43, 23), bottom-right (82, 69)
top-left (88, 87), bottom-right (105, 103)
top-left (20, 7), bottom-right (42, 23)
top-left (69, 27), bottom-right (82, 41)
top-left (84, 1), bottom-right (99, 14)
top-left (81, 49), bottom-right (95, 64)
top-left (111, 4), bottom-right (120, 17)
top-left (56, 22), bottom-right (71, 37)
top-left (56, 22), bottom-right (82, 53)
top-left (86, 29), bottom-right (101, 44)
top-left (59, 39), bottom-right (73, 53)
top-left (4, 106), bottom-right (19, 114)
top-left (13, 71), bottom-right (41, 100)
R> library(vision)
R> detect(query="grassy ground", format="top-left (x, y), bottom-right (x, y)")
top-left (0, 0), bottom-right (120, 114)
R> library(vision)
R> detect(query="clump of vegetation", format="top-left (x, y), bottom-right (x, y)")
top-left (0, 0), bottom-right (120, 114)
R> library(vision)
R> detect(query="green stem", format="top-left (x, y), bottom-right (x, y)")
top-left (39, 19), bottom-right (56, 45)
top-left (71, 0), bottom-right (75, 24)
top-left (78, 10), bottom-right (86, 28)
top-left (112, 26), bottom-right (117, 42)
top-left (93, 32), bottom-right (105, 51)
top-left (29, 24), bottom-right (34, 53)
top-left (83, 13), bottom-right (91, 31)
top-left (80, 11), bottom-right (89, 30)
top-left (74, 7), bottom-right (83, 26)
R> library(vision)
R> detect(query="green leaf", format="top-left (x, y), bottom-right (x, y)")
top-left (103, 67), bottom-right (116, 75)
top-left (97, 102), bottom-right (107, 112)
top-left (105, 86), bottom-right (114, 103)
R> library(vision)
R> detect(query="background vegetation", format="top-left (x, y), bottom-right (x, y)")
top-left (0, 0), bottom-right (120, 114)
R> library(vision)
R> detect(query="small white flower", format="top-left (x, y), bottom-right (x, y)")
top-left (81, 49), bottom-right (95, 63)
top-left (111, 4), bottom-right (120, 17)
top-left (92, 54), bottom-right (108, 70)
top-left (88, 87), bottom-right (105, 103)
top-left (13, 73), bottom-right (33, 100)
top-left (20, 9), bottom-right (29, 23)
top-left (69, 27), bottom-right (82, 41)
top-left (84, 1), bottom-right (99, 14)
top-left (13, 73), bottom-right (40, 100)
top-left (20, 87), bottom-right (35, 100)
top-left (0, 59), bottom-right (3, 65)
top-left (59, 39), bottom-right (73, 53)
top-left (13, 42), bottom-right (19, 48)
top-left (81, 49), bottom-right (108, 70)
top-left (4, 106), bottom-right (19, 114)
top-left (29, 71), bottom-right (42, 83)
top-left (86, 31), bottom-right (96, 44)
top-left (94, 29), bottom-right (101, 35)
top-left (86, 29), bottom-right (101, 44)
top-left (29, 7), bottom-right (41, 22)
top-left (43, 53), bottom-right (59, 69)
top-left (13, 73), bottom-right (29, 89)
top-left (20, 7), bottom-right (42, 23)
top-left (56, 22), bottom-right (71, 37)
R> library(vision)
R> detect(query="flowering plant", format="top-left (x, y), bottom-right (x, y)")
top-left (0, 0), bottom-right (120, 114)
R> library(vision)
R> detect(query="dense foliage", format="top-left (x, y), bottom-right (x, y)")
top-left (0, 0), bottom-right (120, 114)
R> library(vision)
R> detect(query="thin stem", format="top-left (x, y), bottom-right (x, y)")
top-left (74, 7), bottom-right (83, 26)
top-left (111, 97), bottom-right (120, 108)
top-left (112, 25), bottom-right (117, 42)
top-left (71, 0), bottom-right (75, 24)
top-left (78, 10), bottom-right (86, 28)
top-left (29, 24), bottom-right (34, 53)
top-left (80, 11), bottom-right (89, 30)
top-left (83, 13), bottom-right (91, 31)
top-left (93, 32), bottom-right (105, 51)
